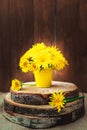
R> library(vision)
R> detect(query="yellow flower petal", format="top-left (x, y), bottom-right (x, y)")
top-left (11, 79), bottom-right (22, 91)
top-left (49, 92), bottom-right (66, 112)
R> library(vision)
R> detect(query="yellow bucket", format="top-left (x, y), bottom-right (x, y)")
top-left (33, 69), bottom-right (53, 88)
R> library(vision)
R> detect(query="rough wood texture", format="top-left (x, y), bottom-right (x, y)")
top-left (55, 0), bottom-right (79, 82)
top-left (33, 0), bottom-right (55, 44)
top-left (9, 0), bottom-right (34, 82)
top-left (3, 105), bottom-right (85, 129)
top-left (4, 93), bottom-right (84, 117)
top-left (0, 92), bottom-right (87, 130)
top-left (10, 81), bottom-right (79, 105)
top-left (0, 0), bottom-right (11, 91)
top-left (3, 80), bottom-right (85, 129)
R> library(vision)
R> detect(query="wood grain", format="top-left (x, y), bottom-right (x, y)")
top-left (0, 0), bottom-right (87, 91)
top-left (9, 0), bottom-right (34, 82)
top-left (0, 0), bottom-right (11, 91)
top-left (54, 0), bottom-right (79, 82)
top-left (33, 0), bottom-right (55, 45)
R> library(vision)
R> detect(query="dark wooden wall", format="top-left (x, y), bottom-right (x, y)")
top-left (0, 0), bottom-right (87, 92)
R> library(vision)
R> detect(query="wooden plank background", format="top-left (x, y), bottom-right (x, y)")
top-left (0, 0), bottom-right (87, 92)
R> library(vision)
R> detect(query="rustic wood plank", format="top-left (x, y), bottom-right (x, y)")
top-left (9, 0), bottom-right (34, 83)
top-left (56, 0), bottom-right (79, 39)
top-left (79, 0), bottom-right (87, 32)
top-left (0, 0), bottom-right (11, 91)
top-left (33, 0), bottom-right (55, 45)
top-left (76, 0), bottom-right (87, 92)
top-left (54, 0), bottom-right (80, 83)
top-left (55, 0), bottom-right (87, 92)
top-left (0, 0), bottom-right (87, 92)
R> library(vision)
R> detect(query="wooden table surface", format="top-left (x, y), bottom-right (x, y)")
top-left (0, 92), bottom-right (87, 130)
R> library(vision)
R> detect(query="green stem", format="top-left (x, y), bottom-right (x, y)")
top-left (22, 83), bottom-right (36, 87)
top-left (65, 95), bottom-right (85, 103)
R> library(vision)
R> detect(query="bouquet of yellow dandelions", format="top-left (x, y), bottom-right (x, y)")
top-left (19, 42), bottom-right (68, 73)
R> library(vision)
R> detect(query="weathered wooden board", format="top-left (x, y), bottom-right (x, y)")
top-left (33, 0), bottom-right (55, 44)
top-left (0, 0), bottom-right (11, 91)
top-left (9, 0), bottom-right (34, 82)
top-left (0, 0), bottom-right (87, 92)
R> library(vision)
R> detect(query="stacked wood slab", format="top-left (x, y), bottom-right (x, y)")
top-left (3, 81), bottom-right (85, 129)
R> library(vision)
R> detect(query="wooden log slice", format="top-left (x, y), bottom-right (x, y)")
top-left (10, 81), bottom-right (79, 105)
top-left (3, 106), bottom-right (85, 129)
top-left (4, 93), bottom-right (84, 117)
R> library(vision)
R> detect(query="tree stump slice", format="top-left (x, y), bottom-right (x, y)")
top-left (3, 81), bottom-right (85, 129)
top-left (4, 93), bottom-right (84, 117)
top-left (3, 106), bottom-right (85, 129)
top-left (10, 81), bottom-right (79, 105)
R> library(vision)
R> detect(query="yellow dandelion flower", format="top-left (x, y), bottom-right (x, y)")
top-left (49, 92), bottom-right (66, 112)
top-left (34, 50), bottom-right (51, 70)
top-left (11, 79), bottom-right (22, 91)
top-left (19, 58), bottom-right (31, 72)
top-left (46, 46), bottom-right (59, 66)
top-left (55, 51), bottom-right (68, 70)
top-left (32, 42), bottom-right (46, 51)
top-left (28, 42), bottom-right (46, 57)
top-left (30, 63), bottom-right (38, 71)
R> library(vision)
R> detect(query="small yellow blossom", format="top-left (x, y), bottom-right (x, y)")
top-left (19, 58), bottom-right (32, 72)
top-left (49, 92), bottom-right (66, 112)
top-left (11, 79), bottom-right (22, 91)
